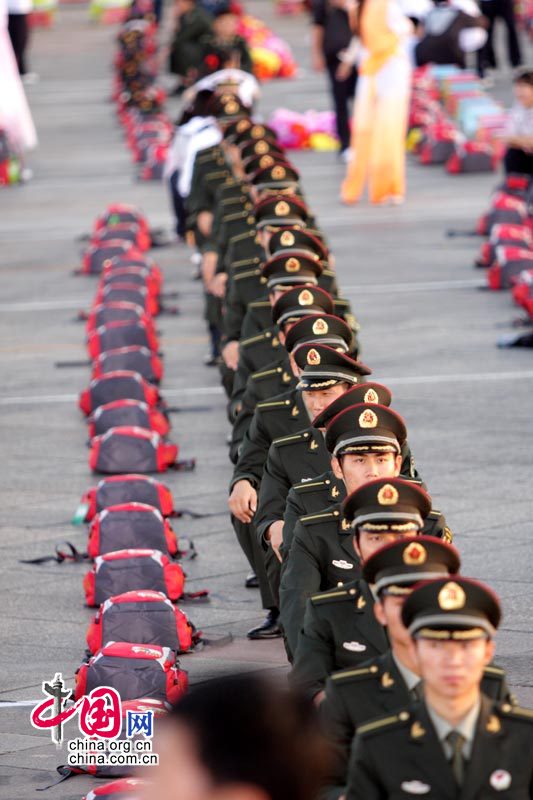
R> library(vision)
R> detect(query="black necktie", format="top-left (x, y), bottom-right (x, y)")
top-left (446, 730), bottom-right (466, 786)
top-left (411, 681), bottom-right (423, 702)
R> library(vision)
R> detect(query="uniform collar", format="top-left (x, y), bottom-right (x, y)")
top-left (392, 652), bottom-right (420, 693)
top-left (426, 698), bottom-right (481, 759)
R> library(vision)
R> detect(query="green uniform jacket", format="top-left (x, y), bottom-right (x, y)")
top-left (280, 503), bottom-right (361, 655)
top-left (222, 234), bottom-right (265, 343)
top-left (321, 653), bottom-right (514, 800)
top-left (186, 145), bottom-right (228, 219)
top-left (229, 355), bottom-right (295, 464)
top-left (289, 578), bottom-right (386, 694)
top-left (346, 696), bottom-right (533, 800)
top-left (230, 325), bottom-right (285, 416)
top-left (230, 388), bottom-right (310, 491)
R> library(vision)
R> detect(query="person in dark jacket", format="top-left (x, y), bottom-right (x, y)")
top-left (168, 0), bottom-right (213, 83)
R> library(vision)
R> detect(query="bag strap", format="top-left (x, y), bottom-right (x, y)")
top-left (37, 766), bottom-right (76, 791)
top-left (20, 542), bottom-right (89, 565)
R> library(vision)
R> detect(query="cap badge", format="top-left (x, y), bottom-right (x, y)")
top-left (312, 318), bottom-right (328, 335)
top-left (255, 140), bottom-right (269, 154)
top-left (237, 119), bottom-right (249, 133)
top-left (251, 125), bottom-right (265, 138)
top-left (298, 289), bottom-right (314, 306)
top-left (359, 409), bottom-right (378, 429)
top-left (275, 200), bottom-right (291, 217)
top-left (272, 165), bottom-right (286, 180)
top-left (224, 100), bottom-right (239, 115)
top-left (438, 581), bottom-right (466, 611)
top-left (364, 388), bottom-right (379, 403)
top-left (280, 230), bottom-right (295, 246)
top-left (259, 155), bottom-right (274, 169)
top-left (307, 348), bottom-right (321, 366)
top-left (490, 771), bottom-right (512, 792)
top-left (403, 542), bottom-right (427, 565)
top-left (377, 483), bottom-right (399, 505)
top-left (286, 256), bottom-right (300, 272)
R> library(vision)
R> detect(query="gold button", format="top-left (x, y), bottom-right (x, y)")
top-left (349, 588), bottom-right (356, 596)
top-left (334, 510), bottom-right (340, 517)
top-left (337, 582), bottom-right (343, 587)
top-left (369, 665), bottom-right (378, 674)
top-left (501, 704), bottom-right (512, 713)
top-left (399, 711), bottom-right (410, 721)
top-left (266, 332), bottom-right (272, 338)
top-left (285, 400), bottom-right (290, 405)
top-left (304, 432), bottom-right (310, 438)
top-left (276, 367), bottom-right (282, 373)
top-left (325, 480), bottom-right (331, 485)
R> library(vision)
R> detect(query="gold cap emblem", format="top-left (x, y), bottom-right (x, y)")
top-left (224, 100), bottom-right (239, 115)
top-left (307, 348), bottom-right (321, 366)
top-left (286, 256), bottom-right (300, 272)
top-left (298, 289), bottom-right (314, 306)
top-left (377, 483), bottom-right (399, 505)
top-left (259, 155), bottom-right (274, 169)
top-left (255, 140), bottom-right (269, 154)
top-left (280, 230), bottom-right (295, 246)
top-left (251, 125), bottom-right (265, 138)
top-left (275, 200), bottom-right (290, 217)
top-left (364, 388), bottom-right (379, 403)
top-left (403, 542), bottom-right (427, 565)
top-left (359, 409), bottom-right (378, 429)
top-left (438, 581), bottom-right (466, 611)
top-left (312, 318), bottom-right (328, 335)
top-left (236, 119), bottom-right (250, 133)
top-left (271, 165), bottom-right (286, 180)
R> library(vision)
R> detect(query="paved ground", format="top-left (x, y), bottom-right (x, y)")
top-left (0, 4), bottom-right (532, 798)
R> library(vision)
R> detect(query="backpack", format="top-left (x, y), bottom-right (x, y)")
top-left (83, 548), bottom-right (185, 606)
top-left (101, 263), bottom-right (162, 298)
top-left (92, 346), bottom-right (163, 384)
top-left (488, 246), bottom-right (533, 290)
top-left (82, 777), bottom-right (148, 797)
top-left (88, 399), bottom-right (170, 438)
top-left (82, 242), bottom-right (143, 275)
top-left (446, 141), bottom-right (496, 175)
top-left (87, 321), bottom-right (159, 359)
top-left (79, 371), bottom-right (161, 416)
top-left (86, 590), bottom-right (196, 653)
top-left (87, 503), bottom-right (179, 558)
top-left (94, 283), bottom-right (159, 316)
top-left (94, 203), bottom-right (149, 235)
top-left (86, 302), bottom-right (151, 336)
top-left (511, 269), bottom-right (533, 314)
top-left (477, 192), bottom-right (528, 236)
top-left (91, 223), bottom-right (150, 253)
top-left (476, 223), bottom-right (531, 268)
top-left (81, 475), bottom-right (175, 521)
top-left (89, 427), bottom-right (178, 474)
top-left (75, 642), bottom-right (188, 703)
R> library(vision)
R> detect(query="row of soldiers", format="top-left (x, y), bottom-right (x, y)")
top-left (183, 85), bottom-right (533, 799)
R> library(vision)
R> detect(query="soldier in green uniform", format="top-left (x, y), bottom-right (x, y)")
top-left (286, 478), bottom-right (433, 674)
top-left (320, 539), bottom-right (514, 799)
top-left (345, 577), bottom-right (533, 800)
top-left (229, 344), bottom-right (368, 640)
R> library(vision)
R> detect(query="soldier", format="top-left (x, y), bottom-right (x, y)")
top-left (229, 344), bottom-right (369, 640)
top-left (285, 476), bottom-right (431, 679)
top-left (346, 577), bottom-right (533, 800)
top-left (321, 539), bottom-right (513, 800)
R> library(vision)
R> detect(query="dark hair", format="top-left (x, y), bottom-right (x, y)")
top-left (168, 674), bottom-right (330, 800)
top-left (176, 89), bottom-right (214, 125)
top-left (513, 68), bottom-right (533, 86)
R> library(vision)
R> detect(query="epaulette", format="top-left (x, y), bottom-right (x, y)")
top-left (300, 506), bottom-right (341, 525)
top-left (240, 330), bottom-right (276, 347)
top-left (231, 256), bottom-right (261, 270)
top-left (272, 431), bottom-right (310, 447)
top-left (196, 148), bottom-right (221, 164)
top-left (293, 478), bottom-right (331, 494)
top-left (222, 210), bottom-right (253, 223)
top-left (357, 710), bottom-right (411, 737)
top-left (233, 268), bottom-right (261, 282)
top-left (484, 665), bottom-right (505, 678)
top-left (257, 398), bottom-right (293, 412)
top-left (310, 586), bottom-right (351, 604)
top-left (251, 366), bottom-right (285, 383)
top-left (331, 665), bottom-right (379, 683)
top-left (323, 269), bottom-right (336, 278)
top-left (229, 229), bottom-right (256, 245)
top-left (205, 170), bottom-right (229, 181)
top-left (248, 299), bottom-right (270, 309)
top-left (499, 704), bottom-right (533, 723)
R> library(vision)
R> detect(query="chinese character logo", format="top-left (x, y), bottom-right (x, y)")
top-left (127, 710), bottom-right (154, 738)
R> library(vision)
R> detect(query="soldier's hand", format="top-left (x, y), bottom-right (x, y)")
top-left (266, 520), bottom-right (284, 562)
top-left (313, 690), bottom-right (326, 706)
top-left (229, 480), bottom-right (257, 523)
top-left (222, 340), bottom-right (239, 371)
top-left (208, 272), bottom-right (228, 298)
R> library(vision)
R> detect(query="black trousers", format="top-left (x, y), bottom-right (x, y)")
top-left (168, 170), bottom-right (187, 238)
top-left (325, 56), bottom-right (357, 152)
top-left (504, 147), bottom-right (533, 176)
top-left (8, 13), bottom-right (29, 76)
top-left (477, 0), bottom-right (522, 75)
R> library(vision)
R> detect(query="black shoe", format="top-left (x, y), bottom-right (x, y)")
top-left (203, 354), bottom-right (221, 366)
top-left (245, 571), bottom-right (259, 589)
top-left (247, 610), bottom-right (282, 640)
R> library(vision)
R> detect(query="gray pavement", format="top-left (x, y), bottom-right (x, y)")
top-left (0, 4), bottom-right (532, 797)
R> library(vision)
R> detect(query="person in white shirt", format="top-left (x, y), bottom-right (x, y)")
top-left (7, 0), bottom-right (32, 76)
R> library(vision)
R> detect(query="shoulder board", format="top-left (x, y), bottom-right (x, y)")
top-left (230, 230), bottom-right (256, 245)
top-left (232, 256), bottom-right (261, 270)
top-left (256, 399), bottom-right (292, 411)
top-left (300, 508), bottom-right (340, 525)
top-left (196, 149), bottom-right (220, 164)
top-left (293, 478), bottom-right (329, 493)
top-left (248, 299), bottom-right (270, 309)
top-left (323, 269), bottom-right (336, 278)
top-left (310, 587), bottom-right (352, 604)
top-left (331, 665), bottom-right (377, 683)
top-left (483, 665), bottom-right (505, 678)
top-left (220, 193), bottom-right (244, 205)
top-left (357, 711), bottom-right (411, 737)
top-left (233, 268), bottom-right (261, 282)
top-left (205, 170), bottom-right (229, 181)
top-left (240, 330), bottom-right (272, 347)
top-left (252, 367), bottom-right (284, 382)
top-left (499, 704), bottom-right (533, 723)
top-left (222, 210), bottom-right (250, 223)
top-left (272, 431), bottom-right (310, 446)
top-left (427, 509), bottom-right (442, 518)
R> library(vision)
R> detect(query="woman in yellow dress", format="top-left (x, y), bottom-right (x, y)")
top-left (341, 0), bottom-right (413, 205)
